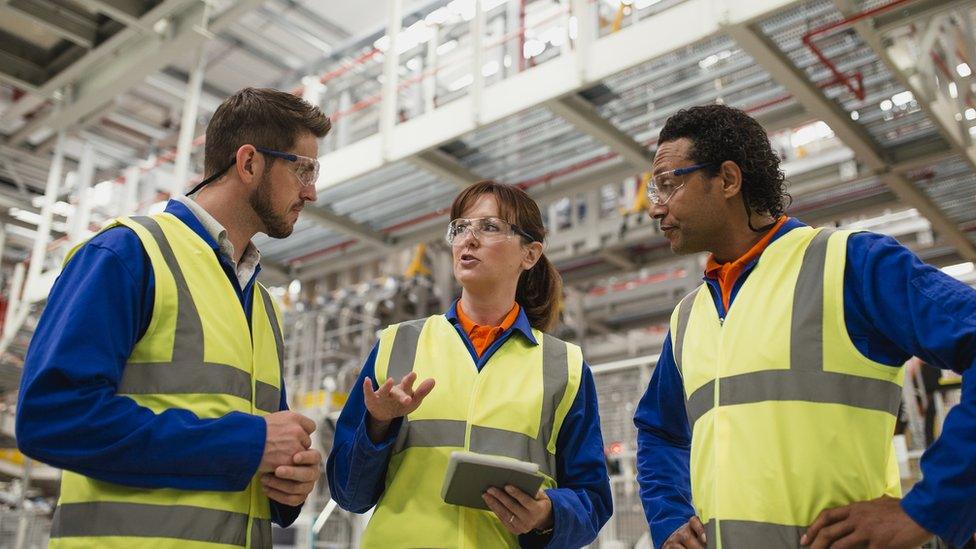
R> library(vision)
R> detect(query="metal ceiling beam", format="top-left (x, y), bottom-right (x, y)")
top-left (216, 32), bottom-right (301, 71)
top-left (545, 93), bottom-right (653, 170)
top-left (103, 111), bottom-right (170, 140)
top-left (756, 101), bottom-right (811, 134)
top-left (833, 0), bottom-right (976, 173)
top-left (256, 5), bottom-right (335, 54)
top-left (874, 0), bottom-right (973, 33)
top-left (158, 67), bottom-right (234, 109)
top-left (143, 71), bottom-right (224, 114)
top-left (726, 22), bottom-right (976, 262)
top-left (300, 205), bottom-right (394, 250)
top-left (259, 258), bottom-right (291, 285)
top-left (79, 0), bottom-right (146, 28)
top-left (6, 0), bottom-right (99, 49)
top-left (408, 149), bottom-right (482, 189)
top-left (0, 50), bottom-right (46, 89)
top-left (0, 185), bottom-right (36, 210)
top-left (0, 153), bottom-right (29, 196)
top-left (6, 0), bottom-right (265, 148)
top-left (0, 0), bottom-right (197, 128)
top-left (0, 212), bottom-right (66, 238)
top-left (599, 250), bottom-right (636, 271)
top-left (272, 0), bottom-right (351, 42)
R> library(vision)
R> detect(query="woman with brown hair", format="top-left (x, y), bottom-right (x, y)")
top-left (327, 181), bottom-right (612, 547)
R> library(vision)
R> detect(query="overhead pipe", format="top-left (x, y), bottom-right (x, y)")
top-left (801, 0), bottom-right (916, 101)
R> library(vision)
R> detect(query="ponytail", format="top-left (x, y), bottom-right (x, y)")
top-left (516, 253), bottom-right (562, 332)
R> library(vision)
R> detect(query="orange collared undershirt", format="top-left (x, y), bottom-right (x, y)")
top-left (705, 215), bottom-right (789, 312)
top-left (457, 302), bottom-right (521, 358)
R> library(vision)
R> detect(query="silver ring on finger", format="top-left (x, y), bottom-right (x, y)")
top-left (509, 515), bottom-right (515, 524)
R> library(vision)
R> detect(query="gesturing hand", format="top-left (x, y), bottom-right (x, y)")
top-left (363, 372), bottom-right (435, 442)
top-left (363, 371), bottom-right (435, 422)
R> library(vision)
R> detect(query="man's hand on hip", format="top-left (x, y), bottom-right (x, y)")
top-left (802, 496), bottom-right (932, 549)
top-left (260, 410), bottom-right (316, 472)
top-left (663, 516), bottom-right (707, 548)
top-left (261, 449), bottom-right (322, 507)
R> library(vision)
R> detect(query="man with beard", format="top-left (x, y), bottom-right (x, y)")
top-left (17, 88), bottom-right (330, 548)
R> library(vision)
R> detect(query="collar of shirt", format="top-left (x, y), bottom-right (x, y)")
top-left (704, 215), bottom-right (798, 311)
top-left (446, 299), bottom-right (538, 346)
top-left (169, 197), bottom-right (261, 288)
top-left (456, 301), bottom-right (521, 355)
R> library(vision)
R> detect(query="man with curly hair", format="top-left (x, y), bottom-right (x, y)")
top-left (634, 104), bottom-right (976, 548)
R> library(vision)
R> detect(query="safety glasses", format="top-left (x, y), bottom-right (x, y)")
top-left (186, 145), bottom-right (319, 196)
top-left (646, 162), bottom-right (712, 206)
top-left (445, 216), bottom-right (536, 246)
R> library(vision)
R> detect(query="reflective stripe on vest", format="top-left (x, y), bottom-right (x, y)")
top-left (50, 502), bottom-right (272, 548)
top-left (673, 229), bottom-right (902, 424)
top-left (387, 319), bottom-right (568, 478)
top-left (116, 216), bottom-right (282, 414)
top-left (704, 520), bottom-right (805, 548)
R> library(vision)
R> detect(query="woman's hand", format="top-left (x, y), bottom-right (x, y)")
top-left (483, 486), bottom-right (554, 536)
top-left (363, 372), bottom-right (435, 442)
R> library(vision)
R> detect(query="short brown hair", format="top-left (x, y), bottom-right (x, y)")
top-left (204, 87), bottom-right (331, 178)
top-left (450, 181), bottom-right (563, 332)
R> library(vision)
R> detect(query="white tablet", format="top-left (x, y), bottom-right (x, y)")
top-left (441, 451), bottom-right (544, 510)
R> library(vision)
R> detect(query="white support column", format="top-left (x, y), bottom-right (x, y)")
top-left (173, 3), bottom-right (211, 196)
top-left (336, 90), bottom-right (352, 148)
top-left (69, 141), bottom-right (96, 240)
top-left (380, 0), bottom-right (403, 161)
top-left (25, 129), bottom-right (67, 299)
top-left (123, 166), bottom-right (140, 214)
top-left (560, 0), bottom-right (572, 57)
top-left (470, 0), bottom-right (485, 124)
top-left (301, 76), bottom-right (325, 108)
top-left (4, 262), bottom-right (25, 337)
top-left (424, 24), bottom-right (439, 113)
top-left (571, 0), bottom-right (595, 80)
top-left (505, 0), bottom-right (520, 76)
top-left (13, 457), bottom-right (33, 549)
top-left (411, 55), bottom-right (425, 118)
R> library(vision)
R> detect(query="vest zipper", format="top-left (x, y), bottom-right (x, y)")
top-left (714, 313), bottom-right (724, 548)
top-left (459, 349), bottom-right (488, 549)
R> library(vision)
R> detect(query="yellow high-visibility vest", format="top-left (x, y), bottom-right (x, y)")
top-left (671, 227), bottom-right (903, 548)
top-left (51, 213), bottom-right (284, 549)
top-left (361, 315), bottom-right (583, 548)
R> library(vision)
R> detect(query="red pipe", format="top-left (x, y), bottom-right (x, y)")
top-left (800, 0), bottom-right (916, 101)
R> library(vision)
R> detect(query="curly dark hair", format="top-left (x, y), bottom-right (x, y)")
top-left (658, 104), bottom-right (789, 229)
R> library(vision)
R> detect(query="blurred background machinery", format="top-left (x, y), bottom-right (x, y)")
top-left (1, 0), bottom-right (974, 546)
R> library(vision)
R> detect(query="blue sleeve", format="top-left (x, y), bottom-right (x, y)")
top-left (16, 229), bottom-right (265, 491)
top-left (269, 383), bottom-right (305, 528)
top-left (326, 343), bottom-right (403, 513)
top-left (521, 363), bottom-right (612, 549)
top-left (844, 232), bottom-right (976, 545)
top-left (634, 333), bottom-right (694, 547)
